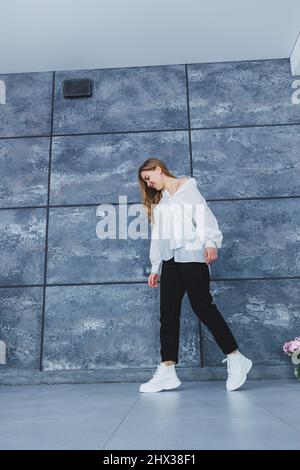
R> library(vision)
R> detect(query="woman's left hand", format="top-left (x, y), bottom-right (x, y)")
top-left (204, 247), bottom-right (218, 264)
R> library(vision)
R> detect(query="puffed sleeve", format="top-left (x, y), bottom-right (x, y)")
top-left (191, 186), bottom-right (223, 249)
top-left (149, 206), bottom-right (162, 275)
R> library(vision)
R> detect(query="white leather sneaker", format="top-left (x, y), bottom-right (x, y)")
top-left (222, 351), bottom-right (253, 391)
top-left (139, 363), bottom-right (181, 393)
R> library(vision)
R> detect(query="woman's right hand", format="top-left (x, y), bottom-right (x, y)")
top-left (148, 273), bottom-right (159, 288)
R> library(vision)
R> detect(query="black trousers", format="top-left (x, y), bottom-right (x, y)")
top-left (160, 257), bottom-right (238, 364)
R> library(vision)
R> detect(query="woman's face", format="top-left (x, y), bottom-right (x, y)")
top-left (141, 167), bottom-right (164, 191)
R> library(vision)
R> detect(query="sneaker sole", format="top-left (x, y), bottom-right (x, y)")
top-left (139, 378), bottom-right (181, 393)
top-left (226, 359), bottom-right (253, 391)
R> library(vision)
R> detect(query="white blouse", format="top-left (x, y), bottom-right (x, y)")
top-left (149, 176), bottom-right (223, 276)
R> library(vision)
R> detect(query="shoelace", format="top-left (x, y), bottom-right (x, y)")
top-left (222, 356), bottom-right (244, 377)
top-left (222, 357), bottom-right (231, 373)
top-left (152, 365), bottom-right (162, 379)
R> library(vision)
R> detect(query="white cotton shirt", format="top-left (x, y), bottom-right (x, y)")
top-left (149, 176), bottom-right (223, 277)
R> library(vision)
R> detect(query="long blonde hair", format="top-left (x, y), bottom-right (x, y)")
top-left (138, 158), bottom-right (177, 224)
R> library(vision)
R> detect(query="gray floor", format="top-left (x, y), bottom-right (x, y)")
top-left (0, 379), bottom-right (299, 450)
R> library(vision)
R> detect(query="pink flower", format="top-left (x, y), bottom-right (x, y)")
top-left (290, 341), bottom-right (300, 352)
top-left (283, 337), bottom-right (300, 355)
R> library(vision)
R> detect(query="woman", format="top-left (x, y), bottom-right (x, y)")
top-left (137, 157), bottom-right (252, 393)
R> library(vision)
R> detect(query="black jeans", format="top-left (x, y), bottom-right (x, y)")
top-left (160, 257), bottom-right (238, 364)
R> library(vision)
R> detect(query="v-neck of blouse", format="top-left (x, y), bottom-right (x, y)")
top-left (163, 177), bottom-right (191, 199)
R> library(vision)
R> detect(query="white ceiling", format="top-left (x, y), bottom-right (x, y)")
top-left (0, 0), bottom-right (299, 74)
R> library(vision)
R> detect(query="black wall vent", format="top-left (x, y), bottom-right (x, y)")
top-left (63, 79), bottom-right (92, 98)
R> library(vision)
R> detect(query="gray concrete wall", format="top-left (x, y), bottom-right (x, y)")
top-left (0, 58), bottom-right (299, 384)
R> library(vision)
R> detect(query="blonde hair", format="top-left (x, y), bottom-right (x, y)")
top-left (137, 157), bottom-right (176, 224)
